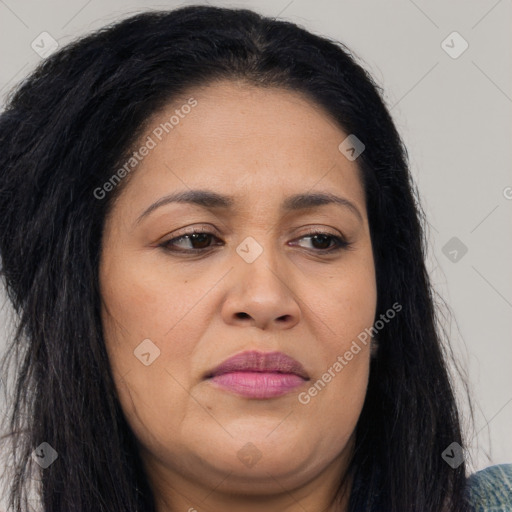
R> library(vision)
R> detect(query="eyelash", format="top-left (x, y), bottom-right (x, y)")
top-left (159, 228), bottom-right (351, 255)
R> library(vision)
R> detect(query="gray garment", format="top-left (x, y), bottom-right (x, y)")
top-left (466, 464), bottom-right (512, 511)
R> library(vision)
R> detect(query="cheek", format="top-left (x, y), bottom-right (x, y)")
top-left (99, 255), bottom-right (209, 358)
top-left (99, 262), bottom-right (204, 450)
top-left (310, 253), bottom-right (377, 349)
top-left (98, 256), bottom-right (216, 415)
top-left (298, 253), bottom-right (376, 421)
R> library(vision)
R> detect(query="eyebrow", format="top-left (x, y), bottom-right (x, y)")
top-left (135, 189), bottom-right (363, 225)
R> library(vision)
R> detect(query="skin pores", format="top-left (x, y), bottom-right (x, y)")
top-left (99, 81), bottom-right (377, 512)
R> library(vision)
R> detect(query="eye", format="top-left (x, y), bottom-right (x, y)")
top-left (159, 229), bottom-right (223, 253)
top-left (159, 228), bottom-right (351, 255)
top-left (291, 231), bottom-right (351, 253)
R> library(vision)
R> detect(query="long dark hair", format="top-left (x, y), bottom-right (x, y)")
top-left (0, 5), bottom-right (471, 511)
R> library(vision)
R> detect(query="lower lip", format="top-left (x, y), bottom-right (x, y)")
top-left (209, 371), bottom-right (306, 399)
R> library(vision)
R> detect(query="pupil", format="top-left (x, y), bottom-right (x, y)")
top-left (313, 234), bottom-right (331, 249)
top-left (191, 233), bottom-right (210, 248)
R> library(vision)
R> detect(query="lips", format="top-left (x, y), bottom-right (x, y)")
top-left (207, 350), bottom-right (309, 379)
top-left (206, 350), bottom-right (309, 399)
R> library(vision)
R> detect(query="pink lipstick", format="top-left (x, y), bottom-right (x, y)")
top-left (206, 350), bottom-right (309, 399)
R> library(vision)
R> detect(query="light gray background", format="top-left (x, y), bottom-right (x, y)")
top-left (0, 0), bottom-right (511, 495)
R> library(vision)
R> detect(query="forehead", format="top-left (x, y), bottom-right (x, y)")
top-left (148, 80), bottom-right (347, 161)
top-left (113, 80), bottom-right (366, 217)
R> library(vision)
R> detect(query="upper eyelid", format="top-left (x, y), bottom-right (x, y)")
top-left (166, 227), bottom-right (344, 242)
top-left (166, 222), bottom-right (345, 238)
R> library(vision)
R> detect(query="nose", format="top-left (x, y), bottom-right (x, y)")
top-left (221, 248), bottom-right (301, 331)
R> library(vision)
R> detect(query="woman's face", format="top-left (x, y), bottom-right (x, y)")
top-left (99, 81), bottom-right (377, 508)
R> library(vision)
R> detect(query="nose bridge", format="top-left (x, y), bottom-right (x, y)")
top-left (221, 233), bottom-right (301, 330)
top-left (237, 233), bottom-right (284, 295)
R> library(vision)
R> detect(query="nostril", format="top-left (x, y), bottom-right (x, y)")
top-left (236, 312), bottom-right (250, 319)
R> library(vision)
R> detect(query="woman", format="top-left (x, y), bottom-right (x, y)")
top-left (0, 5), bottom-right (510, 512)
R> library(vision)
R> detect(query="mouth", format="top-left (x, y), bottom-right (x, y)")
top-left (205, 350), bottom-right (310, 399)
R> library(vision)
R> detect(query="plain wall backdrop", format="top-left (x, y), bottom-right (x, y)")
top-left (0, 0), bottom-right (511, 503)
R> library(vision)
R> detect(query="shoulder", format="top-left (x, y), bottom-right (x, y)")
top-left (465, 464), bottom-right (512, 511)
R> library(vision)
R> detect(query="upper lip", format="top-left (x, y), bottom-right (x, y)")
top-left (206, 350), bottom-right (309, 380)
